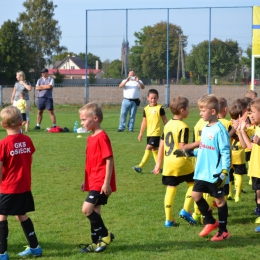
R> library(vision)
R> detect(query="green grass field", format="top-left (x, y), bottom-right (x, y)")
top-left (1, 105), bottom-right (258, 260)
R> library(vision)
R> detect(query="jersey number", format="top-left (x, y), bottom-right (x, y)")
top-left (165, 132), bottom-right (174, 156)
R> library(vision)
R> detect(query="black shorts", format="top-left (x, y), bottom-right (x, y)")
top-left (85, 190), bottom-right (108, 206)
top-left (229, 168), bottom-right (234, 182)
top-left (245, 151), bottom-right (251, 162)
top-left (147, 136), bottom-right (160, 148)
top-left (162, 172), bottom-right (194, 186)
top-left (232, 164), bottom-right (247, 175)
top-left (252, 177), bottom-right (260, 191)
top-left (0, 191), bottom-right (35, 215)
top-left (37, 97), bottom-right (54, 111)
top-left (223, 183), bottom-right (229, 196)
top-left (21, 113), bottom-right (27, 121)
top-left (193, 180), bottom-right (225, 198)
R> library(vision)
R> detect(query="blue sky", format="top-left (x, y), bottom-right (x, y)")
top-left (1, 0), bottom-right (260, 62)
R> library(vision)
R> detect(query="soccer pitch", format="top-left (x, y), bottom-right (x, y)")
top-left (0, 105), bottom-right (258, 260)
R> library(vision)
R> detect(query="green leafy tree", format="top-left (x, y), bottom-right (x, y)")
top-left (103, 59), bottom-right (121, 78)
top-left (53, 52), bottom-right (76, 62)
top-left (86, 53), bottom-right (102, 69)
top-left (129, 22), bottom-right (187, 81)
top-left (0, 20), bottom-right (31, 84)
top-left (78, 52), bottom-right (85, 62)
top-left (101, 59), bottom-right (110, 78)
top-left (53, 69), bottom-right (65, 83)
top-left (18, 0), bottom-right (64, 74)
top-left (186, 38), bottom-right (239, 84)
top-left (241, 45), bottom-right (260, 78)
top-left (88, 70), bottom-right (96, 84)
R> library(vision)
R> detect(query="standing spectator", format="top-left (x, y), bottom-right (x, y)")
top-left (11, 71), bottom-right (32, 132)
top-left (34, 68), bottom-right (56, 130)
top-left (117, 70), bottom-right (145, 132)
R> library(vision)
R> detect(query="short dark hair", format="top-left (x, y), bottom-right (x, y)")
top-left (229, 101), bottom-right (243, 119)
top-left (147, 89), bottom-right (158, 97)
top-left (170, 96), bottom-right (189, 115)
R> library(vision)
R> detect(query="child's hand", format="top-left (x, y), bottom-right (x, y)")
top-left (138, 133), bottom-right (142, 141)
top-left (240, 120), bottom-right (247, 130)
top-left (101, 183), bottom-right (112, 196)
top-left (253, 135), bottom-right (260, 145)
top-left (80, 182), bottom-right (84, 191)
top-left (152, 164), bottom-right (161, 175)
top-left (232, 119), bottom-right (239, 130)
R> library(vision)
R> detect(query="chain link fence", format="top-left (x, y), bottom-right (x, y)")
top-left (85, 7), bottom-right (255, 105)
top-left (1, 84), bottom-right (259, 108)
top-left (0, 7), bottom-right (256, 108)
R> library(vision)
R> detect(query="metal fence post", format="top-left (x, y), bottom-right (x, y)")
top-left (0, 85), bottom-right (2, 107)
top-left (85, 10), bottom-right (89, 104)
top-left (208, 7), bottom-right (212, 94)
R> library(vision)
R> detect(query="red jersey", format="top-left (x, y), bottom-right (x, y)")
top-left (84, 131), bottom-right (116, 192)
top-left (0, 134), bottom-right (35, 194)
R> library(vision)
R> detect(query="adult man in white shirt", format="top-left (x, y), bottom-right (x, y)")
top-left (117, 70), bottom-right (145, 132)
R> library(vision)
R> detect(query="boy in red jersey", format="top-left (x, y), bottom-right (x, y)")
top-left (0, 106), bottom-right (42, 260)
top-left (79, 103), bottom-right (116, 253)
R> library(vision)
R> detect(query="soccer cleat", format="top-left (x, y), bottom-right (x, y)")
top-left (117, 129), bottom-right (124, 132)
top-left (164, 219), bottom-right (179, 228)
top-left (199, 220), bottom-right (219, 237)
top-left (211, 230), bottom-right (230, 241)
top-left (18, 245), bottom-right (42, 257)
top-left (34, 126), bottom-right (40, 130)
top-left (234, 196), bottom-right (240, 203)
top-left (179, 209), bottom-right (197, 225)
top-left (227, 194), bottom-right (233, 200)
top-left (133, 166), bottom-right (142, 173)
top-left (254, 207), bottom-right (260, 216)
top-left (79, 243), bottom-right (97, 253)
top-left (0, 252), bottom-right (9, 260)
top-left (255, 216), bottom-right (260, 224)
top-left (95, 232), bottom-right (114, 253)
top-left (255, 225), bottom-right (260, 232)
top-left (192, 213), bottom-right (203, 225)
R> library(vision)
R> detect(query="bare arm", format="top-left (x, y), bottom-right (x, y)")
top-left (161, 115), bottom-right (168, 125)
top-left (240, 120), bottom-right (253, 150)
top-left (179, 141), bottom-right (200, 150)
top-left (25, 105), bottom-right (34, 113)
top-left (138, 117), bottom-right (147, 141)
top-left (153, 139), bottom-right (164, 174)
top-left (101, 156), bottom-right (113, 196)
top-left (22, 81), bottom-right (32, 91)
top-left (119, 78), bottom-right (129, 88)
top-left (11, 88), bottom-right (16, 104)
top-left (36, 84), bottom-right (52, 90)
top-left (135, 76), bottom-right (145, 89)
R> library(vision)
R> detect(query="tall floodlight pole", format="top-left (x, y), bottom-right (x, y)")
top-left (125, 9), bottom-right (128, 78)
top-left (166, 9), bottom-right (170, 107)
top-left (208, 8), bottom-right (212, 94)
top-left (85, 10), bottom-right (89, 103)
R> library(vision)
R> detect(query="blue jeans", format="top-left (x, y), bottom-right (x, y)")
top-left (118, 98), bottom-right (137, 131)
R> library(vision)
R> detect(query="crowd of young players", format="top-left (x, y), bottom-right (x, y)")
top-left (134, 88), bottom-right (260, 242)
